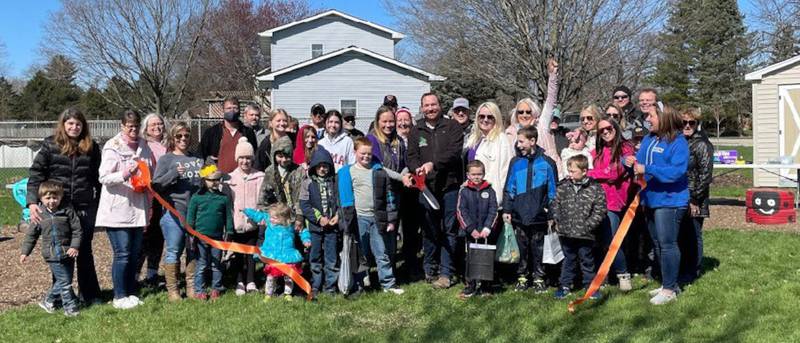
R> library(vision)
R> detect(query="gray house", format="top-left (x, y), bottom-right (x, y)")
top-left (256, 10), bottom-right (444, 126)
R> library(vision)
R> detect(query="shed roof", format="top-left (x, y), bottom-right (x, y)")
top-left (746, 54), bottom-right (800, 81)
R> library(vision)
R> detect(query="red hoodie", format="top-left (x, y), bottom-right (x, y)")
top-left (588, 143), bottom-right (634, 212)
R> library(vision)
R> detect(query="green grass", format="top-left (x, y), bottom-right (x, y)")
top-left (1, 168), bottom-right (28, 227)
top-left (2, 229), bottom-right (799, 342)
top-left (711, 146), bottom-right (753, 198)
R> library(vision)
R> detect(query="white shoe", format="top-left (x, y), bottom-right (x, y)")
top-left (648, 287), bottom-right (663, 297)
top-left (112, 297), bottom-right (136, 310)
top-left (127, 295), bottom-right (144, 306)
top-left (246, 282), bottom-right (258, 293)
top-left (235, 283), bottom-right (246, 296)
top-left (383, 287), bottom-right (405, 295)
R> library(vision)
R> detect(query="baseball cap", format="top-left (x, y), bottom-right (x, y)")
top-left (450, 97), bottom-right (469, 112)
top-left (310, 103), bottom-right (326, 115)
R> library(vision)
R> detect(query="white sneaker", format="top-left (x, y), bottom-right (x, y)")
top-left (648, 287), bottom-right (663, 297)
top-left (246, 282), bottom-right (258, 293)
top-left (383, 287), bottom-right (405, 295)
top-left (112, 297), bottom-right (136, 310)
top-left (127, 295), bottom-right (144, 306)
top-left (235, 283), bottom-right (246, 296)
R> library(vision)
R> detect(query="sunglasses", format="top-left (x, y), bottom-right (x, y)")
top-left (598, 126), bottom-right (614, 135)
top-left (613, 95), bottom-right (629, 100)
top-left (683, 120), bottom-right (697, 126)
top-left (454, 108), bottom-right (469, 114)
top-left (580, 116), bottom-right (595, 122)
top-left (516, 110), bottom-right (533, 115)
top-left (605, 112), bottom-right (620, 117)
top-left (174, 133), bottom-right (191, 139)
top-left (478, 114), bottom-right (495, 121)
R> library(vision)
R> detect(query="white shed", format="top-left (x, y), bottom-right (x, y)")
top-left (746, 55), bottom-right (800, 187)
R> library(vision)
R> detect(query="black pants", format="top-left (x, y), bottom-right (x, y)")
top-left (75, 207), bottom-right (101, 302)
top-left (559, 237), bottom-right (596, 289)
top-left (232, 230), bottom-right (259, 285)
top-left (515, 223), bottom-right (547, 280)
top-left (138, 202), bottom-right (164, 277)
top-left (399, 188), bottom-right (423, 278)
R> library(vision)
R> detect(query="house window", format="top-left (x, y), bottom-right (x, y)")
top-left (312, 44), bottom-right (323, 58)
top-left (341, 100), bottom-right (357, 118)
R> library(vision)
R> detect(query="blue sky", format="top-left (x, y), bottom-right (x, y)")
top-left (0, 0), bottom-right (761, 80)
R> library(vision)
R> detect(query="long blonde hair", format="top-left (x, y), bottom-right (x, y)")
top-left (372, 106), bottom-right (400, 151)
top-left (467, 102), bottom-right (505, 147)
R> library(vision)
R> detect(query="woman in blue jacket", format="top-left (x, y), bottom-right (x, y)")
top-left (625, 105), bottom-right (688, 305)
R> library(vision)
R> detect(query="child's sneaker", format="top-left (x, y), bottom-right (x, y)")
top-left (383, 286), bottom-right (405, 295)
top-left (617, 273), bottom-right (633, 292)
top-left (530, 279), bottom-right (547, 294)
top-left (650, 290), bottom-right (677, 305)
top-left (193, 292), bottom-right (208, 301)
top-left (63, 308), bottom-right (80, 317)
top-left (246, 282), bottom-right (258, 293)
top-left (38, 299), bottom-right (56, 314)
top-left (589, 290), bottom-right (602, 300)
top-left (210, 290), bottom-right (221, 301)
top-left (514, 277), bottom-right (529, 292)
top-left (460, 284), bottom-right (478, 299)
top-left (554, 287), bottom-right (571, 299)
top-left (235, 283), bottom-right (246, 296)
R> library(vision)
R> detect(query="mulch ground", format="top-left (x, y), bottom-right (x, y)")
top-left (1, 199), bottom-right (797, 312)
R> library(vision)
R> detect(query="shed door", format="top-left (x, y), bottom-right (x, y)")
top-left (778, 85), bottom-right (800, 183)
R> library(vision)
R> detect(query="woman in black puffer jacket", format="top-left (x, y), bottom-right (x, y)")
top-left (27, 108), bottom-right (102, 304)
top-left (678, 107), bottom-right (713, 284)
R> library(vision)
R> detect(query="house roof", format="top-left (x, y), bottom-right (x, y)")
top-left (259, 10), bottom-right (405, 41)
top-left (256, 46), bottom-right (446, 82)
top-left (745, 54), bottom-right (800, 81)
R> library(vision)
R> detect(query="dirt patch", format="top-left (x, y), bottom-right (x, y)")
top-left (711, 173), bottom-right (752, 188)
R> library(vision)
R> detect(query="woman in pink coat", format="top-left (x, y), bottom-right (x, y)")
top-left (588, 117), bottom-right (634, 291)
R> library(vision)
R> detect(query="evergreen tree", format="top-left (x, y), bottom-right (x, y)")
top-left (650, 0), bottom-right (695, 105)
top-left (0, 76), bottom-right (17, 121)
top-left (44, 55), bottom-right (78, 84)
top-left (14, 69), bottom-right (82, 121)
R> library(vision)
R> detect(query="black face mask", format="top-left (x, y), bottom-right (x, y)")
top-left (223, 111), bottom-right (240, 122)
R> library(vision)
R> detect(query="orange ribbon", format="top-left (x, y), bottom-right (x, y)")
top-left (568, 178), bottom-right (646, 313)
top-left (136, 161), bottom-right (313, 300)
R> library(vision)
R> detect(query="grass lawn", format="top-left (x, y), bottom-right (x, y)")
top-left (711, 146), bottom-right (753, 198)
top-left (1, 229), bottom-right (799, 342)
top-left (0, 168), bottom-right (28, 227)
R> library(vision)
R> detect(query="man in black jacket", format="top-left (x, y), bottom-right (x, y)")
top-left (406, 92), bottom-right (464, 289)
top-left (200, 96), bottom-right (258, 173)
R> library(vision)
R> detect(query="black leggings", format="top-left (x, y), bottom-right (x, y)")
top-left (232, 230), bottom-right (259, 285)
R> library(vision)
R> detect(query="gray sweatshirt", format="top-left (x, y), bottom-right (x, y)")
top-left (152, 152), bottom-right (203, 215)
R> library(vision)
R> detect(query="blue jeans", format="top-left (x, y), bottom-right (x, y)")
top-left (75, 207), bottom-right (100, 302)
top-left (195, 241), bottom-right (223, 293)
top-left (679, 215), bottom-right (704, 283)
top-left (420, 189), bottom-right (458, 278)
top-left (645, 207), bottom-right (686, 292)
top-left (309, 230), bottom-right (340, 292)
top-left (160, 213), bottom-right (195, 265)
top-left (601, 211), bottom-right (628, 274)
top-left (106, 227), bottom-right (143, 299)
top-left (357, 216), bottom-right (396, 289)
top-left (559, 237), bottom-right (596, 289)
top-left (47, 259), bottom-right (78, 311)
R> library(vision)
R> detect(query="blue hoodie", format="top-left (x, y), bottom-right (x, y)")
top-left (635, 133), bottom-right (689, 208)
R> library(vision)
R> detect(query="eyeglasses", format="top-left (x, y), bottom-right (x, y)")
top-left (580, 116), bottom-right (595, 122)
top-left (516, 110), bottom-right (533, 115)
top-left (478, 114), bottom-right (495, 121)
top-left (683, 120), bottom-right (697, 126)
top-left (174, 133), bottom-right (191, 140)
top-left (613, 95), bottom-right (629, 100)
top-left (598, 126), bottom-right (614, 135)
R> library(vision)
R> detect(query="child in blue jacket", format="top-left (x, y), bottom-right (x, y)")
top-left (502, 127), bottom-right (557, 293)
top-left (456, 160), bottom-right (498, 298)
top-left (244, 204), bottom-right (311, 300)
top-left (299, 147), bottom-right (340, 297)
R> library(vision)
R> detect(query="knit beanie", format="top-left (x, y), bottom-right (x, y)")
top-left (235, 137), bottom-right (254, 159)
top-left (612, 85), bottom-right (632, 97)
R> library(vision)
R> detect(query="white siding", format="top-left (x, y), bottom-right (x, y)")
top-left (271, 17), bottom-right (395, 71)
top-left (270, 51), bottom-right (430, 131)
top-left (752, 62), bottom-right (800, 187)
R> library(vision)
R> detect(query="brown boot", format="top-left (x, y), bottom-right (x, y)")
top-left (164, 264), bottom-right (181, 302)
top-left (185, 260), bottom-right (196, 299)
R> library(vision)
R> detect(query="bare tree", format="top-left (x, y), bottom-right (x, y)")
top-left (43, 0), bottom-right (213, 115)
top-left (752, 0), bottom-right (800, 64)
top-left (388, 0), bottom-right (665, 109)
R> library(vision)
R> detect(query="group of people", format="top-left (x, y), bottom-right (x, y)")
top-left (19, 60), bottom-right (715, 317)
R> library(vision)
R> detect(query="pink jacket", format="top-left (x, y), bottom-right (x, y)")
top-left (225, 168), bottom-right (265, 233)
top-left (588, 144), bottom-right (634, 212)
top-left (95, 133), bottom-right (154, 228)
